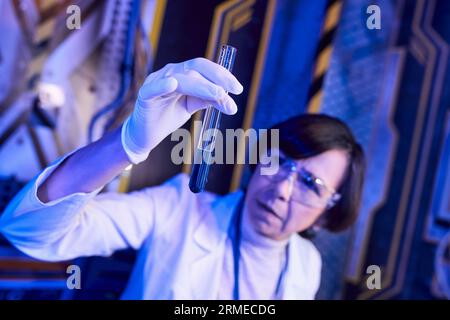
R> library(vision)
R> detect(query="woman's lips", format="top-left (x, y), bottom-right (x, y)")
top-left (256, 199), bottom-right (283, 221)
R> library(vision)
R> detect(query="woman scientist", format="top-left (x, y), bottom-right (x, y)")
top-left (0, 58), bottom-right (365, 299)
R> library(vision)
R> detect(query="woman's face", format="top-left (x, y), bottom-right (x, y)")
top-left (245, 149), bottom-right (349, 241)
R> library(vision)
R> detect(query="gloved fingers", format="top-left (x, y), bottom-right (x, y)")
top-left (187, 95), bottom-right (238, 115)
top-left (209, 95), bottom-right (238, 115)
top-left (139, 76), bottom-right (178, 100)
top-left (171, 71), bottom-right (222, 100)
top-left (180, 58), bottom-right (243, 95)
top-left (171, 71), bottom-right (238, 114)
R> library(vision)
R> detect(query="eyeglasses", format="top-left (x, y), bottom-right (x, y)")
top-left (260, 156), bottom-right (341, 209)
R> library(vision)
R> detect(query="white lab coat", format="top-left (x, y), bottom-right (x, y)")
top-left (0, 154), bottom-right (322, 299)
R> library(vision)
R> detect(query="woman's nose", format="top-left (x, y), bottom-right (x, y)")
top-left (273, 174), bottom-right (295, 202)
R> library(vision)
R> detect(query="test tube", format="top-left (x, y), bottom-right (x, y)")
top-left (189, 45), bottom-right (237, 193)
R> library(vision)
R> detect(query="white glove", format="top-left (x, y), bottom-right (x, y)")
top-left (121, 57), bottom-right (243, 164)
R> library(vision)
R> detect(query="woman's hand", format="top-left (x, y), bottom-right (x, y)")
top-left (121, 57), bottom-right (244, 164)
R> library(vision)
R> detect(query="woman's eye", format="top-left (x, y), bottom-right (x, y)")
top-left (300, 175), bottom-right (320, 196)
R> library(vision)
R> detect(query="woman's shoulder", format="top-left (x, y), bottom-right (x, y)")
top-left (142, 172), bottom-right (220, 222)
top-left (143, 172), bottom-right (217, 202)
top-left (163, 172), bottom-right (219, 204)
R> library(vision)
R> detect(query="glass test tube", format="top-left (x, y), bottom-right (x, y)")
top-left (189, 45), bottom-right (237, 193)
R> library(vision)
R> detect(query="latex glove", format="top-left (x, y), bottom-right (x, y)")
top-left (121, 58), bottom-right (243, 164)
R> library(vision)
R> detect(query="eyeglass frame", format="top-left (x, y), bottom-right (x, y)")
top-left (259, 154), bottom-right (342, 209)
